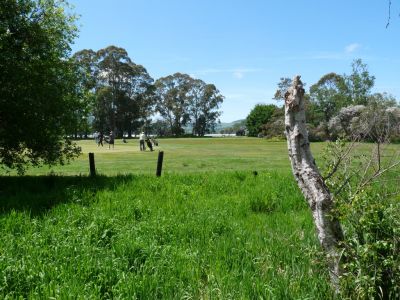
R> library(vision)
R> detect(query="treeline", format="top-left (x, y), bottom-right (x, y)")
top-left (72, 46), bottom-right (224, 138)
top-left (1, 0), bottom-right (224, 172)
top-left (246, 59), bottom-right (400, 141)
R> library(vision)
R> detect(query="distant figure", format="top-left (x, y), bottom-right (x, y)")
top-left (98, 132), bottom-right (104, 147)
top-left (139, 131), bottom-right (146, 151)
top-left (122, 138), bottom-right (127, 143)
top-left (108, 131), bottom-right (114, 149)
top-left (146, 138), bottom-right (153, 151)
top-left (94, 131), bottom-right (98, 144)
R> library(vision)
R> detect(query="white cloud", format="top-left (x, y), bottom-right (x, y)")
top-left (345, 43), bottom-right (361, 53)
top-left (233, 71), bottom-right (244, 79)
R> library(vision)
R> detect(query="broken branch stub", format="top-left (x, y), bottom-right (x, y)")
top-left (284, 75), bottom-right (344, 290)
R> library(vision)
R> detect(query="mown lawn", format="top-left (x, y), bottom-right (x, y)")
top-left (1, 138), bottom-right (326, 176)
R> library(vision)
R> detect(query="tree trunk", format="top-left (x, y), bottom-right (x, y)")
top-left (284, 75), bottom-right (344, 291)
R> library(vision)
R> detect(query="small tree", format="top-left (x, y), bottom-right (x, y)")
top-left (246, 104), bottom-right (276, 137)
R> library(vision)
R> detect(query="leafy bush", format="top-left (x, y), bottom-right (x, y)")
top-left (321, 140), bottom-right (400, 298)
top-left (338, 190), bottom-right (400, 299)
top-left (246, 104), bottom-right (277, 137)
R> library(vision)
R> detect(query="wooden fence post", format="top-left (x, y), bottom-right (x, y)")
top-left (89, 152), bottom-right (96, 177)
top-left (156, 151), bottom-right (164, 177)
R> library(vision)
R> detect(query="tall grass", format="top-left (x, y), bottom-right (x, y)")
top-left (0, 171), bottom-right (332, 299)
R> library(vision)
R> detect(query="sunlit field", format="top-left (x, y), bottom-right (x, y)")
top-left (1, 138), bottom-right (329, 176)
top-left (1, 171), bottom-right (335, 299)
top-left (1, 138), bottom-right (398, 298)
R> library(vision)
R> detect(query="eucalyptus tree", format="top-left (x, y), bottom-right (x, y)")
top-left (95, 46), bottom-right (133, 135)
top-left (72, 49), bottom-right (98, 138)
top-left (345, 59), bottom-right (375, 106)
top-left (155, 74), bottom-right (224, 136)
top-left (0, 0), bottom-right (81, 173)
top-left (188, 80), bottom-right (224, 136)
top-left (273, 77), bottom-right (292, 102)
top-left (87, 46), bottom-right (154, 137)
top-left (309, 73), bottom-right (348, 135)
top-left (123, 63), bottom-right (155, 137)
top-left (72, 49), bottom-right (98, 91)
top-left (154, 73), bottom-right (192, 135)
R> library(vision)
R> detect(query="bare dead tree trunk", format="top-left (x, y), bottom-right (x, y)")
top-left (284, 75), bottom-right (344, 291)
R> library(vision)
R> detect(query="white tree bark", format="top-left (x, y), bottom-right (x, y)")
top-left (284, 76), bottom-right (344, 290)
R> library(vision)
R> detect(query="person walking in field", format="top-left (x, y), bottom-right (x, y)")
top-left (98, 132), bottom-right (104, 147)
top-left (139, 131), bottom-right (146, 151)
top-left (108, 131), bottom-right (114, 149)
top-left (146, 137), bottom-right (154, 151)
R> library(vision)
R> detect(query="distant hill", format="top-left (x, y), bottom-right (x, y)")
top-left (184, 119), bottom-right (246, 133)
top-left (215, 119), bottom-right (246, 131)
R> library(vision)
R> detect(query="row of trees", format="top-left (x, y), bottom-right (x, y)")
top-left (1, 0), bottom-right (223, 173)
top-left (72, 47), bottom-right (224, 138)
top-left (246, 59), bottom-right (399, 141)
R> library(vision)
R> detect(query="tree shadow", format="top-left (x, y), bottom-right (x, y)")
top-left (0, 174), bottom-right (137, 216)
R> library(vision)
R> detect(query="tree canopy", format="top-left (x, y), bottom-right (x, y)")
top-left (72, 46), bottom-right (155, 138)
top-left (258, 59), bottom-right (397, 141)
top-left (155, 73), bottom-right (223, 136)
top-left (0, 0), bottom-right (81, 173)
top-left (71, 53), bottom-right (224, 138)
top-left (246, 104), bottom-right (277, 137)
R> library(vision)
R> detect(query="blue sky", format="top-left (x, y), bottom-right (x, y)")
top-left (69, 0), bottom-right (400, 122)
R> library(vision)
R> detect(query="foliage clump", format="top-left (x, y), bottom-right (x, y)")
top-left (0, 0), bottom-right (82, 174)
top-left (320, 139), bottom-right (400, 298)
top-left (251, 59), bottom-right (399, 141)
top-left (245, 104), bottom-right (277, 137)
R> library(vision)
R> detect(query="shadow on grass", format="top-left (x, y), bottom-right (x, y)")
top-left (0, 174), bottom-right (136, 216)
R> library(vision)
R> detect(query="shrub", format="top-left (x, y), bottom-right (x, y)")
top-left (338, 190), bottom-right (400, 299)
top-left (320, 140), bottom-right (400, 298)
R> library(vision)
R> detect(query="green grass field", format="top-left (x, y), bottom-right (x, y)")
top-left (0, 138), bottom-right (363, 298)
top-left (0, 173), bottom-right (333, 299)
top-left (1, 138), bottom-right (327, 176)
